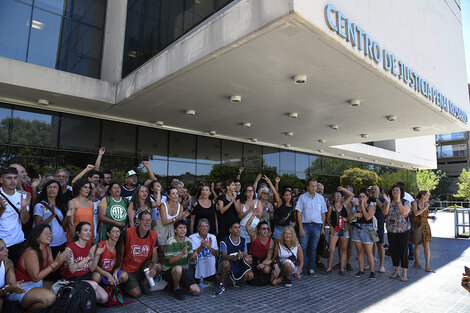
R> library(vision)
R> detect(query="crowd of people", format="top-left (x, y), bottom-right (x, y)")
top-left (0, 148), bottom-right (439, 311)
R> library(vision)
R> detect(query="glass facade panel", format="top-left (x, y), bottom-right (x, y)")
top-left (34, 0), bottom-right (66, 15)
top-left (59, 114), bottom-right (100, 151)
top-left (263, 147), bottom-right (279, 172)
top-left (322, 156), bottom-right (343, 176)
top-left (436, 132), bottom-right (467, 142)
top-left (137, 127), bottom-right (168, 159)
top-left (437, 144), bottom-right (467, 158)
top-left (196, 163), bottom-right (214, 177)
top-left (0, 104), bottom-right (12, 144)
top-left (101, 121), bottom-right (137, 155)
top-left (308, 155), bottom-right (321, 175)
top-left (0, 0), bottom-right (31, 62)
top-left (168, 161), bottom-right (196, 181)
top-left (197, 136), bottom-right (220, 165)
top-left (280, 151), bottom-right (295, 173)
top-left (243, 144), bottom-right (262, 169)
top-left (11, 108), bottom-right (59, 148)
top-left (146, 159), bottom-right (167, 178)
top-left (169, 132), bottom-right (196, 162)
top-left (9, 146), bottom-right (56, 175)
top-left (221, 140), bottom-right (241, 167)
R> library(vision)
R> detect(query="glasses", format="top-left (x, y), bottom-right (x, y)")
top-left (260, 227), bottom-right (270, 230)
top-left (261, 192), bottom-right (269, 195)
top-left (246, 190), bottom-right (254, 192)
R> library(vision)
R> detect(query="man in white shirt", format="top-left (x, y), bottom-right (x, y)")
top-left (189, 218), bottom-right (218, 282)
top-left (296, 179), bottom-right (327, 277)
top-left (0, 167), bottom-right (31, 263)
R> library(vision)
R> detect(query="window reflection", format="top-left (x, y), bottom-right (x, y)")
top-left (34, 0), bottom-right (66, 15)
top-left (197, 137), bottom-right (220, 165)
top-left (263, 147), bottom-right (279, 172)
top-left (243, 144), bottom-right (262, 169)
top-left (169, 132), bottom-right (196, 162)
top-left (280, 151), bottom-right (295, 172)
top-left (11, 109), bottom-right (58, 148)
top-left (221, 141), bottom-right (242, 167)
top-left (101, 121), bottom-right (137, 155)
top-left (168, 161), bottom-right (196, 184)
top-left (137, 127), bottom-right (168, 160)
top-left (59, 114), bottom-right (100, 151)
top-left (0, 0), bottom-right (30, 62)
top-left (0, 104), bottom-right (12, 144)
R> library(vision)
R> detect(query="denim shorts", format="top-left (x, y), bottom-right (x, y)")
top-left (6, 280), bottom-right (43, 303)
top-left (351, 224), bottom-right (374, 244)
top-left (331, 229), bottom-right (349, 238)
top-left (273, 225), bottom-right (285, 239)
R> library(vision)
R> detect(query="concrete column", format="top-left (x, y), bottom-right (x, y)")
top-left (100, 0), bottom-right (128, 84)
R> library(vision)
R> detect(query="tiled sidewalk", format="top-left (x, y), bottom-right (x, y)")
top-left (98, 212), bottom-right (470, 313)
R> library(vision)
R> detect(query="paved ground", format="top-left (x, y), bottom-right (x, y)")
top-left (98, 212), bottom-right (470, 313)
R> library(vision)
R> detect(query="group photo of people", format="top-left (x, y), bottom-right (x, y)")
top-left (0, 148), bottom-right (438, 312)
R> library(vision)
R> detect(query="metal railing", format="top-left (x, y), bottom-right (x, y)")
top-left (454, 208), bottom-right (470, 238)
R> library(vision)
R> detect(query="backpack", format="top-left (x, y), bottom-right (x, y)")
top-left (47, 281), bottom-right (97, 313)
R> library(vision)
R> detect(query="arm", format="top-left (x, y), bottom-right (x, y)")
top-left (66, 200), bottom-right (76, 236)
top-left (326, 206), bottom-right (333, 233)
top-left (33, 203), bottom-right (56, 226)
top-left (381, 194), bottom-right (391, 215)
top-left (94, 147), bottom-right (106, 171)
top-left (190, 213), bottom-right (195, 234)
top-left (210, 182), bottom-right (218, 200)
top-left (321, 212), bottom-right (326, 234)
top-left (339, 187), bottom-right (354, 207)
top-left (236, 167), bottom-right (244, 181)
top-left (253, 173), bottom-right (262, 193)
top-left (127, 203), bottom-right (136, 228)
top-left (215, 210), bottom-right (218, 234)
top-left (295, 245), bottom-right (304, 277)
top-left (168, 244), bottom-right (189, 265)
top-left (296, 198), bottom-right (305, 238)
top-left (1, 259), bottom-right (26, 296)
top-left (263, 239), bottom-right (274, 263)
top-left (265, 176), bottom-right (282, 205)
top-left (143, 161), bottom-right (157, 183)
top-left (218, 197), bottom-right (234, 214)
top-left (20, 192), bottom-right (31, 224)
top-left (245, 213), bottom-right (257, 242)
top-left (362, 204), bottom-right (376, 221)
top-left (414, 202), bottom-right (429, 216)
top-left (398, 201), bottom-right (411, 216)
top-left (24, 247), bottom-right (69, 282)
top-left (88, 245), bottom-right (101, 272)
top-left (71, 164), bottom-right (94, 185)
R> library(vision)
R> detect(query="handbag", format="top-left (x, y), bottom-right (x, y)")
top-left (410, 216), bottom-right (423, 244)
top-left (353, 224), bottom-right (379, 243)
top-left (316, 234), bottom-right (329, 258)
top-left (286, 246), bottom-right (300, 266)
top-left (103, 285), bottom-right (132, 307)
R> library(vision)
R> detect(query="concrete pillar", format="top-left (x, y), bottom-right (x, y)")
top-left (100, 0), bottom-right (128, 84)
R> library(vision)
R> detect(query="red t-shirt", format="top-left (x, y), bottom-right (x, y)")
top-left (122, 227), bottom-right (158, 273)
top-left (61, 242), bottom-right (91, 280)
top-left (97, 241), bottom-right (116, 273)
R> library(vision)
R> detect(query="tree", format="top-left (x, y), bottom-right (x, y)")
top-left (433, 172), bottom-right (452, 200)
top-left (416, 170), bottom-right (445, 192)
top-left (454, 168), bottom-right (470, 200)
top-left (340, 168), bottom-right (379, 192)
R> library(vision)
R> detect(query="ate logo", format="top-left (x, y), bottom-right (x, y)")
top-left (110, 205), bottom-right (126, 220)
top-left (131, 245), bottom-right (150, 257)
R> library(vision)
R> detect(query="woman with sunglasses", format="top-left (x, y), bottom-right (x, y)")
top-left (239, 185), bottom-right (261, 244)
top-left (245, 217), bottom-right (274, 282)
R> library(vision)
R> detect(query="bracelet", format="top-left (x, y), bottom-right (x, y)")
top-left (49, 264), bottom-right (55, 271)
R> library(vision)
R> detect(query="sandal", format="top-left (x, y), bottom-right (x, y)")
top-left (389, 272), bottom-right (400, 279)
top-left (413, 263), bottom-right (422, 269)
top-left (400, 276), bottom-right (408, 282)
top-left (425, 267), bottom-right (433, 272)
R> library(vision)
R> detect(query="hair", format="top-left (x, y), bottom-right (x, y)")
top-left (279, 226), bottom-right (298, 248)
top-left (306, 178), bottom-right (317, 187)
top-left (37, 179), bottom-right (67, 217)
top-left (258, 186), bottom-right (270, 199)
top-left (87, 170), bottom-right (100, 179)
top-left (416, 190), bottom-right (429, 200)
top-left (106, 181), bottom-right (122, 196)
top-left (0, 167), bottom-right (18, 177)
top-left (22, 224), bottom-right (51, 266)
top-left (138, 210), bottom-right (152, 220)
top-left (74, 221), bottom-right (91, 241)
top-left (281, 188), bottom-right (292, 205)
top-left (167, 186), bottom-right (179, 197)
top-left (55, 168), bottom-right (70, 178)
top-left (224, 179), bottom-right (234, 189)
top-left (195, 184), bottom-right (210, 200)
top-left (239, 184), bottom-right (255, 203)
top-left (197, 218), bottom-right (210, 230)
top-left (229, 221), bottom-right (240, 229)
top-left (389, 184), bottom-right (405, 200)
top-left (174, 219), bottom-right (187, 230)
top-left (106, 225), bottom-right (124, 268)
top-left (148, 180), bottom-right (160, 192)
top-left (130, 185), bottom-right (151, 212)
top-left (72, 178), bottom-right (91, 198)
top-left (357, 188), bottom-right (369, 198)
top-left (172, 181), bottom-right (184, 188)
top-left (100, 170), bottom-right (111, 179)
top-left (256, 220), bottom-right (269, 233)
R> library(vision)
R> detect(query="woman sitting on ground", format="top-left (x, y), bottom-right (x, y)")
top-left (91, 225), bottom-right (129, 286)
top-left (61, 222), bottom-right (108, 304)
top-left (0, 238), bottom-right (27, 312)
top-left (7, 225), bottom-right (70, 312)
top-left (271, 226), bottom-right (303, 287)
top-left (245, 218), bottom-right (274, 282)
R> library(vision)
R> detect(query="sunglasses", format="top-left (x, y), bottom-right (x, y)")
top-left (260, 227), bottom-right (270, 230)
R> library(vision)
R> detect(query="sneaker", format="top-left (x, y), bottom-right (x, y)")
top-left (346, 263), bottom-right (354, 271)
top-left (333, 263), bottom-right (340, 270)
top-left (369, 272), bottom-right (376, 280)
top-left (230, 275), bottom-right (239, 288)
top-left (285, 279), bottom-right (293, 287)
top-left (354, 271), bottom-right (365, 278)
top-left (378, 266), bottom-right (386, 273)
top-left (364, 264), bottom-right (370, 270)
top-left (215, 284), bottom-right (225, 295)
top-left (309, 269), bottom-right (317, 278)
top-left (173, 288), bottom-right (185, 301)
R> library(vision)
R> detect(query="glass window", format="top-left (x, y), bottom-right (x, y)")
top-left (61, 54), bottom-right (100, 78)
top-left (169, 132), bottom-right (196, 162)
top-left (221, 140), bottom-right (241, 167)
top-left (295, 153), bottom-right (309, 173)
top-left (137, 127), bottom-right (168, 160)
top-left (196, 163), bottom-right (215, 177)
top-left (68, 22), bottom-right (103, 60)
top-left (59, 114), bottom-right (100, 151)
top-left (27, 8), bottom-right (64, 68)
top-left (322, 156), bottom-right (343, 176)
top-left (65, 0), bottom-right (106, 29)
top-left (101, 121), bottom-right (137, 155)
top-left (9, 146), bottom-right (56, 174)
top-left (0, 0), bottom-right (31, 62)
top-left (34, 0), bottom-right (66, 15)
top-left (263, 147), bottom-right (279, 172)
top-left (146, 159), bottom-right (168, 178)
top-left (168, 161), bottom-right (195, 182)
top-left (11, 108), bottom-right (58, 148)
top-left (308, 155), bottom-right (321, 175)
top-left (0, 104), bottom-right (12, 144)
top-left (280, 151), bottom-right (295, 172)
top-left (197, 136), bottom-right (220, 164)
top-left (0, 145), bottom-right (10, 169)
top-left (243, 144), bottom-right (262, 169)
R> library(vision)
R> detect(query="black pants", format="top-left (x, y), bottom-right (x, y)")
top-left (388, 231), bottom-right (410, 268)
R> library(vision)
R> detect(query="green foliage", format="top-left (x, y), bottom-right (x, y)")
top-left (416, 170), bottom-right (444, 192)
top-left (379, 169), bottom-right (416, 194)
top-left (433, 172), bottom-right (452, 200)
top-left (340, 168), bottom-right (379, 192)
top-left (454, 168), bottom-right (470, 200)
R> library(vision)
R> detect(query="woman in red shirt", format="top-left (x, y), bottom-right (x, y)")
top-left (91, 225), bottom-right (129, 286)
top-left (62, 222), bottom-right (108, 304)
top-left (7, 224), bottom-right (70, 311)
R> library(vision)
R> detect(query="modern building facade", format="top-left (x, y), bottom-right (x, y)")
top-left (0, 0), bottom-right (469, 190)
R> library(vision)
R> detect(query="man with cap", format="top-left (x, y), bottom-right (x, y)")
top-left (122, 170), bottom-right (138, 201)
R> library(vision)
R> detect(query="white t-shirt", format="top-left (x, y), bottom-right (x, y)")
top-left (404, 192), bottom-right (415, 203)
top-left (0, 189), bottom-right (27, 247)
top-left (189, 233), bottom-right (218, 278)
top-left (33, 202), bottom-right (67, 247)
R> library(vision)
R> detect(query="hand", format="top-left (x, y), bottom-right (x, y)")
top-left (211, 182), bottom-right (215, 189)
top-left (294, 271), bottom-right (301, 279)
top-left (182, 210), bottom-right (190, 219)
top-left (232, 191), bottom-right (237, 199)
top-left (337, 186), bottom-right (344, 192)
top-left (31, 175), bottom-right (41, 189)
top-left (275, 177), bottom-right (280, 184)
top-left (383, 194), bottom-right (391, 203)
top-left (143, 160), bottom-right (150, 167)
top-left (255, 173), bottom-right (262, 182)
top-left (21, 192), bottom-right (31, 208)
top-left (85, 164), bottom-right (95, 171)
top-left (235, 250), bottom-right (242, 260)
top-left (118, 221), bottom-right (126, 228)
top-left (192, 251), bottom-right (199, 260)
top-left (55, 249), bottom-right (71, 264)
top-left (321, 228), bottom-right (325, 236)
top-left (238, 167), bottom-right (244, 174)
top-left (148, 267), bottom-right (156, 278)
top-left (113, 272), bottom-right (119, 285)
top-left (8, 281), bottom-right (26, 294)
top-left (299, 229), bottom-right (305, 238)
top-left (95, 245), bottom-right (106, 256)
top-left (257, 263), bottom-right (265, 270)
top-left (462, 274), bottom-right (470, 293)
top-left (0, 197), bottom-right (7, 213)
top-left (106, 273), bottom-right (115, 286)
top-left (201, 238), bottom-right (210, 249)
top-left (183, 245), bottom-right (188, 255)
top-left (98, 147), bottom-right (106, 155)
top-left (262, 175), bottom-right (271, 184)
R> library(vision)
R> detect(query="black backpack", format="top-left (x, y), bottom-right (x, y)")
top-left (48, 281), bottom-right (97, 313)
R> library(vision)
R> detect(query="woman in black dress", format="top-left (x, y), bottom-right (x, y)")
top-left (190, 184), bottom-right (218, 235)
top-left (217, 180), bottom-right (241, 241)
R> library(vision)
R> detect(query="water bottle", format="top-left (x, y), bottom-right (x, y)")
top-left (199, 276), bottom-right (204, 294)
top-left (352, 207), bottom-right (357, 223)
top-left (144, 268), bottom-right (156, 288)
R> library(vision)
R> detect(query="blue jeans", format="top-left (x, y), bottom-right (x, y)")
top-left (299, 223), bottom-right (322, 271)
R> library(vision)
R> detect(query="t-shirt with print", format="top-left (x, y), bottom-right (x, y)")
top-left (163, 236), bottom-right (193, 271)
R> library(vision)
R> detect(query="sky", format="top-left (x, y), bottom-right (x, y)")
top-left (463, 0), bottom-right (470, 83)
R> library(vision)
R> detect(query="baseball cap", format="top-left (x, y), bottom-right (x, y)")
top-left (125, 170), bottom-right (137, 178)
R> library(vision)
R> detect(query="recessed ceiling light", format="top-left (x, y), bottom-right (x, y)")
top-left (330, 124), bottom-right (339, 130)
top-left (373, 159), bottom-right (378, 162)
top-left (389, 162), bottom-right (394, 165)
top-left (186, 109), bottom-right (196, 116)
top-left (412, 127), bottom-right (422, 131)
top-left (288, 112), bottom-right (298, 118)
top-left (283, 144), bottom-right (291, 148)
top-left (401, 165), bottom-right (405, 167)
top-left (386, 115), bottom-right (397, 121)
top-left (358, 157), bottom-right (363, 160)
top-left (250, 138), bottom-right (258, 142)
top-left (360, 133), bottom-right (368, 138)
top-left (318, 139), bottom-right (326, 144)
top-left (155, 121), bottom-right (164, 126)
top-left (293, 74), bottom-right (307, 84)
top-left (285, 132), bottom-right (294, 137)
top-left (339, 153), bottom-right (345, 156)
top-left (230, 95), bottom-right (242, 103)
top-left (349, 99), bottom-right (360, 107)
top-left (209, 130), bottom-right (216, 135)
top-left (317, 149), bottom-right (324, 153)
top-left (242, 122), bottom-right (251, 128)
top-left (38, 99), bottom-right (49, 106)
